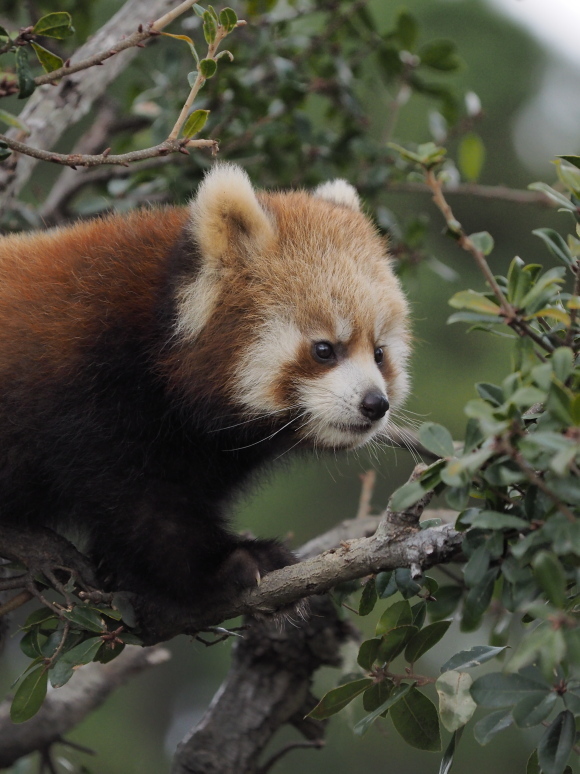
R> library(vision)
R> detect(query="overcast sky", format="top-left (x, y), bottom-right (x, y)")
top-left (485, 0), bottom-right (580, 170)
top-left (487, 0), bottom-right (580, 67)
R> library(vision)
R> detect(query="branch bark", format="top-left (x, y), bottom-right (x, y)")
top-left (171, 596), bottom-right (351, 774)
top-left (0, 645), bottom-right (170, 768)
top-left (0, 0), bottom-right (183, 209)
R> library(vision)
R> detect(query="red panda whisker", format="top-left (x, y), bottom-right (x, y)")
top-left (210, 404), bottom-right (301, 433)
top-left (224, 411), bottom-right (309, 452)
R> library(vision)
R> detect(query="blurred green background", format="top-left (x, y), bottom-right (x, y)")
top-left (1, 0), bottom-right (579, 771)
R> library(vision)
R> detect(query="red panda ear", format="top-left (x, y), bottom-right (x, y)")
top-left (189, 164), bottom-right (276, 266)
top-left (313, 179), bottom-right (362, 211)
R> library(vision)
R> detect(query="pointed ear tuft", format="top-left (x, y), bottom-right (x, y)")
top-left (313, 179), bottom-right (362, 211)
top-left (189, 163), bottom-right (275, 265)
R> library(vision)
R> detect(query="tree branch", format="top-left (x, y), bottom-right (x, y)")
top-left (0, 0), bottom-right (191, 209)
top-left (0, 646), bottom-right (170, 768)
top-left (171, 595), bottom-right (351, 774)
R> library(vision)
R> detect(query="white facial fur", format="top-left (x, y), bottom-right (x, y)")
top-left (297, 350), bottom-right (390, 449)
top-left (181, 163), bottom-right (411, 450)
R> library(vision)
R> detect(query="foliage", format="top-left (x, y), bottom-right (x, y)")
top-left (312, 110), bottom-right (580, 774)
top-left (0, 1), bottom-right (579, 773)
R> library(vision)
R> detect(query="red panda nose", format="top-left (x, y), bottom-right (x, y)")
top-left (360, 391), bottom-right (390, 421)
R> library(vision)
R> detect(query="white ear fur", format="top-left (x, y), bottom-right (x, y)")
top-left (189, 163), bottom-right (275, 265)
top-left (313, 179), bottom-right (362, 211)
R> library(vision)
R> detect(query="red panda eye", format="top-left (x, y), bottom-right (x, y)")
top-left (374, 347), bottom-right (384, 365)
top-left (313, 341), bottom-right (335, 363)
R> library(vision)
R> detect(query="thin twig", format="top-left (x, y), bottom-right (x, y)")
top-left (32, 0), bottom-right (200, 87)
top-left (383, 180), bottom-right (554, 207)
top-left (257, 740), bottom-right (325, 774)
top-left (356, 470), bottom-right (376, 519)
top-left (0, 590), bottom-right (33, 617)
top-left (0, 134), bottom-right (217, 168)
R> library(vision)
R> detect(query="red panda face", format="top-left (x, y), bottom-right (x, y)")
top-left (182, 164), bottom-right (410, 450)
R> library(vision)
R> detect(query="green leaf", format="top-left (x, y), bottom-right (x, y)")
top-left (359, 578), bottom-right (378, 615)
top-left (474, 709), bottom-right (513, 745)
top-left (390, 687), bottom-right (441, 751)
top-left (376, 570), bottom-right (398, 599)
top-left (436, 671), bottom-right (477, 732)
top-left (419, 39), bottom-right (461, 71)
top-left (307, 678), bottom-right (372, 720)
top-left (533, 228), bottom-right (574, 268)
top-left (476, 382), bottom-right (504, 406)
top-left (0, 142), bottom-right (12, 161)
top-left (30, 42), bottom-right (63, 74)
top-left (354, 682), bottom-right (413, 736)
top-left (458, 134), bottom-right (485, 182)
top-left (428, 586), bottom-right (463, 622)
top-left (531, 551), bottom-right (566, 607)
top-left (467, 511), bottom-right (529, 531)
top-left (528, 182), bottom-right (575, 211)
top-left (558, 155), bottom-right (580, 170)
top-left (0, 109), bottom-right (29, 132)
top-left (419, 422), bottom-right (455, 457)
top-left (112, 593), bottom-right (137, 628)
top-left (0, 25), bottom-right (10, 38)
top-left (551, 347), bottom-right (574, 383)
top-left (182, 109), bottom-right (210, 138)
top-left (411, 600), bottom-right (427, 628)
top-left (50, 636), bottom-right (103, 688)
top-left (389, 480), bottom-right (426, 511)
top-left (449, 290), bottom-right (500, 315)
top-left (20, 629), bottom-right (45, 658)
top-left (395, 567), bottom-right (422, 599)
top-left (470, 672), bottom-right (549, 708)
top-left (15, 47), bottom-right (35, 99)
top-left (377, 625), bottom-right (418, 663)
top-left (23, 608), bottom-right (59, 631)
top-left (505, 625), bottom-right (566, 676)
top-left (513, 691), bottom-right (558, 728)
top-left (463, 545), bottom-right (490, 587)
top-left (199, 58), bottom-right (217, 78)
top-left (358, 638), bottom-right (381, 670)
top-left (395, 10), bottom-right (418, 50)
top-left (376, 600), bottom-right (412, 635)
top-left (537, 711), bottom-right (575, 774)
top-left (468, 231), bottom-right (494, 256)
top-left (219, 7), bottom-right (238, 32)
top-left (203, 11), bottom-right (217, 44)
top-left (363, 680), bottom-right (394, 712)
top-left (33, 11), bottom-right (74, 38)
top-left (10, 667), bottom-right (48, 723)
top-left (441, 645), bottom-right (507, 673)
top-left (63, 606), bottom-right (105, 633)
top-left (404, 621), bottom-right (451, 663)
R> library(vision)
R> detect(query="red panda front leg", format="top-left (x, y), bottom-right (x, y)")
top-left (88, 482), bottom-right (296, 631)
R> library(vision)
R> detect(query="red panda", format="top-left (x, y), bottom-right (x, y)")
top-left (0, 164), bottom-right (410, 627)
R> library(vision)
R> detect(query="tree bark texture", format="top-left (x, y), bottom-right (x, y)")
top-left (0, 0), bottom-right (178, 209)
top-left (171, 596), bottom-right (351, 774)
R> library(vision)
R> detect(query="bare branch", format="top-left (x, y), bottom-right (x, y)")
top-left (0, 0), bottom-right (192, 208)
top-left (383, 180), bottom-right (555, 208)
top-left (0, 132), bottom-right (216, 168)
top-left (31, 0), bottom-right (199, 88)
top-left (0, 646), bottom-right (170, 768)
top-left (171, 596), bottom-right (350, 774)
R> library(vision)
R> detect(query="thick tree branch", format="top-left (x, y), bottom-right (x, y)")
top-left (0, 646), bottom-right (170, 768)
top-left (171, 596), bottom-right (351, 774)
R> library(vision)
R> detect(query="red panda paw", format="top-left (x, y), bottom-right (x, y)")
top-left (217, 538), bottom-right (297, 592)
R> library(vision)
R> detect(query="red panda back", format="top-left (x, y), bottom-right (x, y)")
top-left (0, 208), bottom-right (189, 382)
